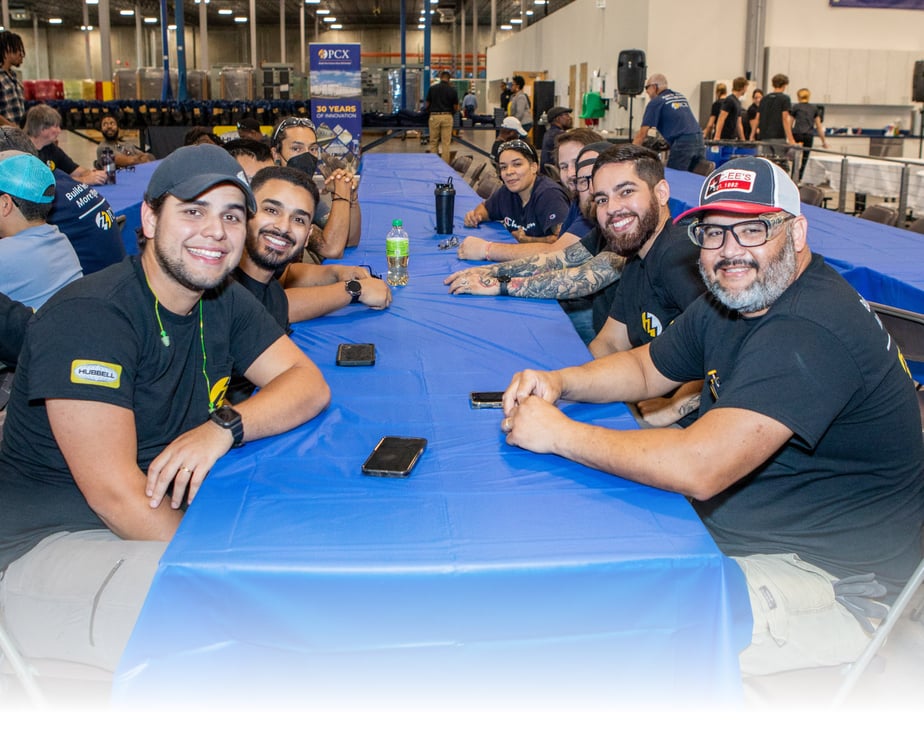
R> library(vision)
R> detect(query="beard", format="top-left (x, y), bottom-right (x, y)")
top-left (246, 227), bottom-right (302, 271)
top-left (153, 224), bottom-right (235, 293)
top-left (600, 190), bottom-right (661, 258)
top-left (698, 230), bottom-right (797, 314)
top-left (102, 130), bottom-right (119, 142)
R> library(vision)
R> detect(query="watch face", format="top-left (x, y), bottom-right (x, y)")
top-left (213, 405), bottom-right (240, 425)
top-left (346, 279), bottom-right (362, 296)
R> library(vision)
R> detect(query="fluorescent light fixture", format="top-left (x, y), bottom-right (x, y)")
top-left (234, 16), bottom-right (248, 22)
top-left (534, 0), bottom-right (547, 4)
top-left (48, 18), bottom-right (63, 24)
top-left (144, 17), bottom-right (157, 23)
top-left (323, 16), bottom-right (337, 22)
top-left (218, 8), bottom-right (233, 14)
top-left (86, 0), bottom-right (99, 5)
top-left (316, 8), bottom-right (330, 13)
top-left (306, 0), bottom-right (321, 4)
top-left (330, 23), bottom-right (342, 29)
top-left (81, 25), bottom-right (95, 31)
top-left (510, 18), bottom-right (523, 23)
top-left (526, 9), bottom-right (533, 15)
top-left (120, 9), bottom-right (135, 15)
top-left (417, 23), bottom-right (426, 29)
top-left (499, 24), bottom-right (512, 30)
top-left (168, 24), bottom-right (177, 30)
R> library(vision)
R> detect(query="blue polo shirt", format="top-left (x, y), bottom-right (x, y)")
top-left (641, 90), bottom-right (701, 144)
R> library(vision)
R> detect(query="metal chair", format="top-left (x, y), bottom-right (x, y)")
top-left (465, 160), bottom-right (486, 187)
top-left (858, 204), bottom-right (899, 227)
top-left (692, 159), bottom-right (716, 177)
top-left (475, 175), bottom-right (502, 200)
top-left (798, 183), bottom-right (825, 208)
top-left (450, 154), bottom-right (472, 175)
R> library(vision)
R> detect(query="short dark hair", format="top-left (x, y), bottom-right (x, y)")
top-left (554, 127), bottom-right (604, 161)
top-left (591, 143), bottom-right (664, 189)
top-left (512, 75), bottom-right (525, 89)
top-left (223, 137), bottom-right (274, 163)
top-left (4, 192), bottom-right (51, 222)
top-left (771, 73), bottom-right (789, 88)
top-left (184, 126), bottom-right (221, 146)
top-left (249, 165), bottom-right (319, 208)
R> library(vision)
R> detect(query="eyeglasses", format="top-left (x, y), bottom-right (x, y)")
top-left (496, 139), bottom-right (537, 162)
top-left (575, 175), bottom-right (592, 192)
top-left (688, 214), bottom-right (793, 250)
top-left (272, 117), bottom-right (316, 145)
top-left (438, 235), bottom-right (460, 250)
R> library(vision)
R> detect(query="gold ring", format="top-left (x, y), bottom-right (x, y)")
top-left (181, 466), bottom-right (192, 474)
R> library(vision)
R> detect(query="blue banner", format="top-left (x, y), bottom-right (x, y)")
top-left (309, 43), bottom-right (363, 159)
top-left (830, 0), bottom-right (924, 8)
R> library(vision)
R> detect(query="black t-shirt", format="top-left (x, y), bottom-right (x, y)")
top-left (425, 81), bottom-right (459, 115)
top-left (485, 175), bottom-right (570, 238)
top-left (743, 102), bottom-right (759, 140)
top-left (756, 92), bottom-right (792, 140)
top-left (719, 95), bottom-right (742, 140)
top-left (791, 102), bottom-right (819, 136)
top-left (607, 221), bottom-right (704, 348)
top-left (0, 257), bottom-right (285, 570)
top-left (226, 266), bottom-right (290, 405)
top-left (48, 170), bottom-right (126, 275)
top-left (38, 142), bottom-right (79, 175)
top-left (649, 254), bottom-right (924, 593)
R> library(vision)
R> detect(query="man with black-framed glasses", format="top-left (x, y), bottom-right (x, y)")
top-left (500, 156), bottom-right (924, 678)
top-left (271, 116), bottom-right (361, 262)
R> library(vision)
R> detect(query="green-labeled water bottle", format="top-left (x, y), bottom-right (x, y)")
top-left (386, 218), bottom-right (409, 286)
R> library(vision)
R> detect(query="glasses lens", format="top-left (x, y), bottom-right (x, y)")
top-left (690, 218), bottom-right (785, 249)
top-left (575, 176), bottom-right (591, 192)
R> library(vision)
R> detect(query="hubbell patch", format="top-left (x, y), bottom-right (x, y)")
top-left (70, 359), bottom-right (122, 388)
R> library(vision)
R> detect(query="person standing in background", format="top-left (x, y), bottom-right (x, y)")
top-left (500, 80), bottom-right (513, 115)
top-left (715, 77), bottom-right (748, 142)
top-left (633, 73), bottom-right (705, 172)
top-left (508, 76), bottom-right (534, 137)
top-left (702, 83), bottom-right (727, 140)
top-left (424, 70), bottom-right (459, 164)
top-left (791, 88), bottom-right (829, 180)
top-left (742, 88), bottom-right (763, 141)
top-left (0, 31), bottom-right (25, 128)
top-left (750, 74), bottom-right (796, 160)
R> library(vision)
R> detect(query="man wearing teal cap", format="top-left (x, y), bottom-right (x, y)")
top-left (0, 150), bottom-right (82, 309)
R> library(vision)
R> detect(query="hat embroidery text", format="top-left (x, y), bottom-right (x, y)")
top-left (705, 169), bottom-right (756, 199)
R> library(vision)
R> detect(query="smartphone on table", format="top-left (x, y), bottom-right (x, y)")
top-left (470, 391), bottom-right (504, 409)
top-left (361, 436), bottom-right (428, 477)
top-left (336, 343), bottom-right (376, 366)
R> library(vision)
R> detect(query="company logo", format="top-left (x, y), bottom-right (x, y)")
top-left (705, 169), bottom-right (755, 199)
top-left (641, 311), bottom-right (662, 338)
top-left (319, 48), bottom-right (351, 61)
top-left (210, 376), bottom-right (231, 409)
top-left (96, 209), bottom-right (113, 231)
top-left (71, 359), bottom-right (122, 388)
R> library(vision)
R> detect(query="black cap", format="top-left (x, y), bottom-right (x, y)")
top-left (145, 145), bottom-right (256, 213)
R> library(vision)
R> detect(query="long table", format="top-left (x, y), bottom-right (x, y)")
top-left (801, 151), bottom-right (924, 213)
top-left (111, 154), bottom-right (752, 711)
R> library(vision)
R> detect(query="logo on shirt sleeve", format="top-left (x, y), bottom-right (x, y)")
top-left (70, 360), bottom-right (122, 388)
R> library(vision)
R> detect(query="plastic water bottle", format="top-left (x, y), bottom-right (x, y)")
top-left (99, 146), bottom-right (116, 185)
top-left (386, 218), bottom-right (409, 286)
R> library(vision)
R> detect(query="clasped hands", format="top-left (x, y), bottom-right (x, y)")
top-left (499, 369), bottom-right (569, 454)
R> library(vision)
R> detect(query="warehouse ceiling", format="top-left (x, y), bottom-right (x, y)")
top-left (3, 0), bottom-right (573, 33)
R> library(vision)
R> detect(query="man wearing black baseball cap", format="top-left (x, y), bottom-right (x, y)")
top-left (501, 156), bottom-right (923, 677)
top-left (0, 144), bottom-right (330, 677)
top-left (539, 105), bottom-right (573, 171)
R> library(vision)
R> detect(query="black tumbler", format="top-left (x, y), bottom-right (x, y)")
top-left (435, 178), bottom-right (455, 234)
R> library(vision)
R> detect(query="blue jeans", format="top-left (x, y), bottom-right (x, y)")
top-left (667, 133), bottom-right (705, 172)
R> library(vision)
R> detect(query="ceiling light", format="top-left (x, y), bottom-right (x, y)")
top-left (86, 0), bottom-right (99, 5)
top-left (417, 24), bottom-right (425, 29)
top-left (144, 17), bottom-right (157, 23)
top-left (323, 16), bottom-right (337, 22)
top-left (120, 9), bottom-right (135, 15)
top-left (534, 0), bottom-right (547, 4)
top-left (510, 18), bottom-right (523, 23)
top-left (234, 16), bottom-right (248, 22)
top-left (526, 9), bottom-right (533, 15)
top-left (218, 8), bottom-right (233, 14)
top-left (499, 24), bottom-right (512, 30)
top-left (306, 0), bottom-right (321, 4)
top-left (81, 25), bottom-right (95, 31)
top-left (48, 18), bottom-right (63, 24)
top-left (316, 8), bottom-right (330, 14)
top-left (330, 23), bottom-right (342, 29)
top-left (168, 24), bottom-right (177, 30)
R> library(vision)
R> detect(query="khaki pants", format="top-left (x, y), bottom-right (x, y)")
top-left (734, 553), bottom-right (872, 676)
top-left (0, 530), bottom-right (167, 673)
top-left (429, 113), bottom-right (454, 163)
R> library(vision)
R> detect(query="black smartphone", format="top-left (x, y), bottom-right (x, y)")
top-left (336, 343), bottom-right (376, 366)
top-left (362, 436), bottom-right (428, 477)
top-left (470, 391), bottom-right (505, 409)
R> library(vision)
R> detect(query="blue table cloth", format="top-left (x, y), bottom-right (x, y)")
top-left (99, 160), bottom-right (159, 254)
top-left (112, 154), bottom-right (752, 711)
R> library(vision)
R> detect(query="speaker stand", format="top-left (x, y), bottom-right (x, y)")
top-left (919, 104), bottom-right (923, 160)
top-left (627, 96), bottom-right (634, 141)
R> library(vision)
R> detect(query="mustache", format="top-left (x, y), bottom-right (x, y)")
top-left (605, 211), bottom-right (637, 226)
top-left (714, 257), bottom-right (758, 270)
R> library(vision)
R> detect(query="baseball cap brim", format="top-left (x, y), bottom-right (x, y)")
top-left (673, 202), bottom-right (784, 223)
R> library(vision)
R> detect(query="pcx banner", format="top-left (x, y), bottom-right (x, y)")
top-left (309, 43), bottom-right (363, 159)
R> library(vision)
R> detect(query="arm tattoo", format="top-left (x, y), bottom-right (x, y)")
top-left (510, 252), bottom-right (624, 299)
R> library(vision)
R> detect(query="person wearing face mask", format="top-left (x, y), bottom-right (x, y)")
top-left (458, 140), bottom-right (569, 258)
top-left (270, 117), bottom-right (361, 263)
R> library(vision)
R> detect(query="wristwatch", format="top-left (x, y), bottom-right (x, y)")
top-left (496, 274), bottom-right (512, 297)
top-left (344, 279), bottom-right (362, 304)
top-left (210, 405), bottom-right (244, 448)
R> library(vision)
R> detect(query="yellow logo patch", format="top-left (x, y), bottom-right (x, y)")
top-left (70, 359), bottom-right (122, 388)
